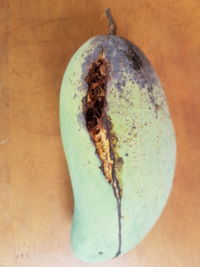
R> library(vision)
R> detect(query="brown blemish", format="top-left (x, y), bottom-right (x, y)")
top-left (83, 52), bottom-right (123, 257)
top-left (83, 53), bottom-right (123, 191)
top-left (155, 103), bottom-right (162, 111)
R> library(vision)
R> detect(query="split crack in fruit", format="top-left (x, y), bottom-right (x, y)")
top-left (83, 52), bottom-right (123, 257)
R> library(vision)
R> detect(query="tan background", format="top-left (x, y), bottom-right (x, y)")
top-left (0, 0), bottom-right (200, 266)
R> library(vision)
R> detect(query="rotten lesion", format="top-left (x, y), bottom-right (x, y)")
top-left (83, 53), bottom-right (123, 195)
top-left (83, 54), bottom-right (113, 184)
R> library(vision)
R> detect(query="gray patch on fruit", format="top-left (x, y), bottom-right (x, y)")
top-left (81, 35), bottom-right (162, 115)
top-left (77, 112), bottom-right (86, 129)
top-left (81, 45), bottom-right (102, 84)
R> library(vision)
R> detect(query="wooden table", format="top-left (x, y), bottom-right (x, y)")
top-left (0, 1), bottom-right (199, 266)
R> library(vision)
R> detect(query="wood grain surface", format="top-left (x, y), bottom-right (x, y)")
top-left (0, 0), bottom-right (199, 266)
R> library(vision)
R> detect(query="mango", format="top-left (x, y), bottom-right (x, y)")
top-left (60, 9), bottom-right (176, 262)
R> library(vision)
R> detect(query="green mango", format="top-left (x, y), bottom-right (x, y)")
top-left (60, 11), bottom-right (176, 263)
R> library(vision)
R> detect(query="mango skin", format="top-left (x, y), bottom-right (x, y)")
top-left (60, 35), bottom-right (176, 262)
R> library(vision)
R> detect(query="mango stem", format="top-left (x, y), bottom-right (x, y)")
top-left (106, 8), bottom-right (117, 35)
